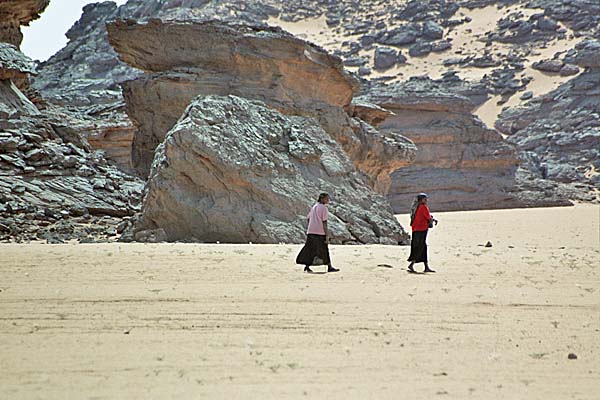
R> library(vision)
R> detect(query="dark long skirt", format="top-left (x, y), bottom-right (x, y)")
top-left (296, 234), bottom-right (331, 266)
top-left (407, 230), bottom-right (428, 263)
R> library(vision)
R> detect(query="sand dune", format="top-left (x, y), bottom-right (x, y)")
top-left (1, 204), bottom-right (598, 399)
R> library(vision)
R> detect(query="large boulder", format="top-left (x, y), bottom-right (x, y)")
top-left (107, 19), bottom-right (415, 191)
top-left (374, 47), bottom-right (400, 71)
top-left (108, 19), bottom-right (359, 177)
top-left (136, 95), bottom-right (409, 245)
top-left (570, 39), bottom-right (600, 68)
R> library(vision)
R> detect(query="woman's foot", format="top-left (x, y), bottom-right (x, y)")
top-left (304, 266), bottom-right (314, 273)
top-left (407, 263), bottom-right (415, 273)
top-left (423, 267), bottom-right (436, 273)
top-left (327, 266), bottom-right (339, 273)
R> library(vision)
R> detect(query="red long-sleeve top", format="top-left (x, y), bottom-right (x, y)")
top-left (411, 204), bottom-right (432, 232)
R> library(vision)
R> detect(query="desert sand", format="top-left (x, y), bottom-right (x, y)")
top-left (269, 4), bottom-right (579, 129)
top-left (1, 204), bottom-right (599, 399)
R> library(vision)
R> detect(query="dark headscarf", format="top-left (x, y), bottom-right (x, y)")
top-left (410, 193), bottom-right (428, 225)
top-left (317, 193), bottom-right (329, 204)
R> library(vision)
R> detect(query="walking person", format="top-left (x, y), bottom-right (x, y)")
top-left (407, 193), bottom-right (437, 273)
top-left (296, 193), bottom-right (339, 273)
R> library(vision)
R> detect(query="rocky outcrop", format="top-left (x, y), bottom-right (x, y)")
top-left (29, 0), bottom-right (461, 172)
top-left (30, 0), bottom-right (599, 187)
top-left (107, 19), bottom-right (416, 190)
top-left (24, 0), bottom-right (597, 218)
top-left (497, 39), bottom-right (600, 199)
top-left (27, 2), bottom-right (140, 173)
top-left (0, 0), bottom-right (49, 47)
top-left (0, 43), bottom-right (36, 80)
top-left (0, 44), bottom-right (143, 243)
top-left (360, 77), bottom-right (571, 212)
top-left (107, 19), bottom-right (357, 176)
top-left (0, 45), bottom-right (38, 117)
top-left (136, 95), bottom-right (408, 245)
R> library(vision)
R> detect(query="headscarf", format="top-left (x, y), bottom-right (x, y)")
top-left (410, 193), bottom-right (428, 225)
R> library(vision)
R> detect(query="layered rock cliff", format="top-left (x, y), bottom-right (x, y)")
top-left (107, 19), bottom-right (416, 188)
top-left (136, 95), bottom-right (408, 244)
top-left (360, 77), bottom-right (571, 212)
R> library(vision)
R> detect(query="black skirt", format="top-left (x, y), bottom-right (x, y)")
top-left (296, 234), bottom-right (331, 266)
top-left (407, 230), bottom-right (428, 263)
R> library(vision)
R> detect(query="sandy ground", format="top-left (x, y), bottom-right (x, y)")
top-left (1, 204), bottom-right (599, 399)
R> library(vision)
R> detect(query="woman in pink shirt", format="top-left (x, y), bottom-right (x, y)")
top-left (295, 193), bottom-right (339, 273)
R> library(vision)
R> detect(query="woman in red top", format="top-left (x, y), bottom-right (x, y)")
top-left (407, 193), bottom-right (437, 273)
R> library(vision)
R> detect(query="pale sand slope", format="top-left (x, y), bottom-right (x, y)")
top-left (1, 204), bottom-right (598, 399)
top-left (269, 5), bottom-right (579, 129)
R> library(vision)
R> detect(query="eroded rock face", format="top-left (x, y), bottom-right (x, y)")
top-left (108, 20), bottom-right (358, 109)
top-left (31, 0), bottom-right (598, 196)
top-left (28, 2), bottom-right (140, 173)
top-left (136, 95), bottom-right (408, 245)
top-left (0, 0), bottom-right (49, 47)
top-left (107, 19), bottom-right (357, 175)
top-left (359, 77), bottom-right (568, 212)
top-left (0, 43), bottom-right (143, 243)
top-left (496, 39), bottom-right (600, 199)
top-left (0, 45), bottom-right (38, 117)
top-left (0, 43), bottom-right (36, 80)
top-left (107, 19), bottom-right (415, 188)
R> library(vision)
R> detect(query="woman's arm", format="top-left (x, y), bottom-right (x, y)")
top-left (424, 205), bottom-right (432, 221)
top-left (323, 220), bottom-right (329, 243)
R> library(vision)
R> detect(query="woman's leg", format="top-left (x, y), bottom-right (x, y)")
top-left (319, 236), bottom-right (338, 272)
top-left (408, 231), bottom-right (424, 270)
top-left (423, 262), bottom-right (435, 273)
top-left (422, 230), bottom-right (435, 272)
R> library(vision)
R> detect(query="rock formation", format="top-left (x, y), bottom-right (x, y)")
top-left (107, 19), bottom-right (416, 191)
top-left (0, 43), bottom-right (38, 117)
top-left (497, 39), bottom-right (600, 200)
top-left (27, 2), bottom-right (141, 173)
top-left (360, 77), bottom-right (571, 212)
top-left (0, 0), bottom-right (49, 47)
top-left (21, 0), bottom-right (597, 221)
top-left (0, 23), bottom-right (143, 243)
top-left (0, 43), bottom-right (36, 80)
top-left (136, 95), bottom-right (408, 244)
top-left (29, 0), bottom-right (599, 207)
